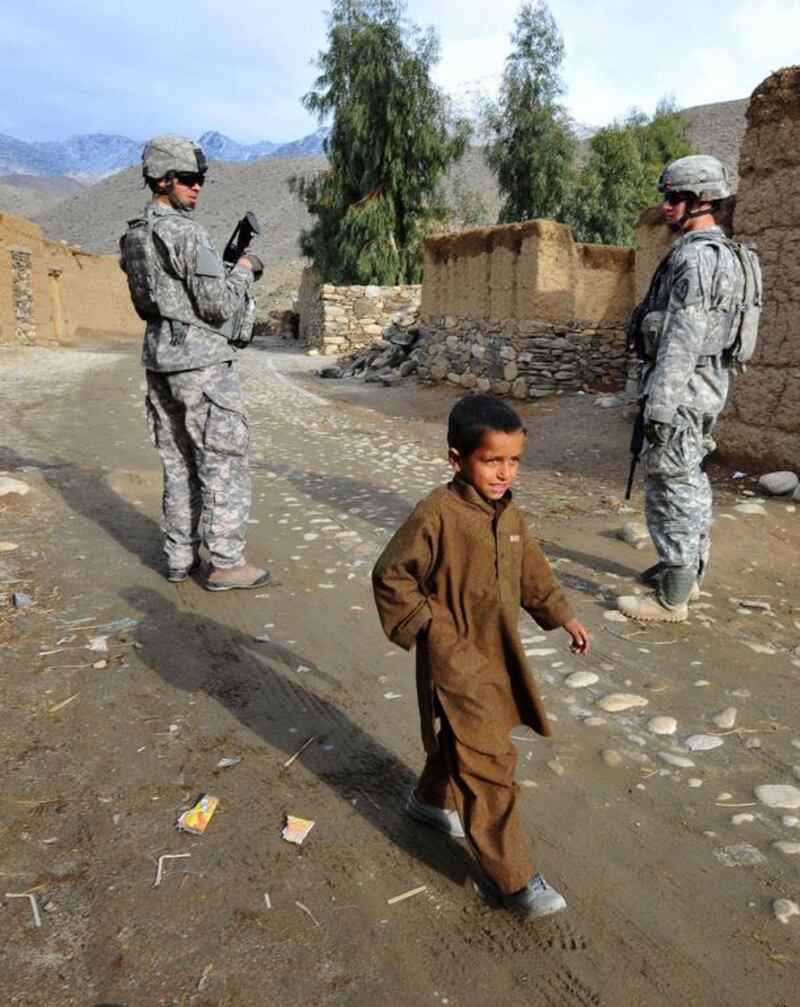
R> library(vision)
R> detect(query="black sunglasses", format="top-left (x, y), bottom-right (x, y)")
top-left (663, 191), bottom-right (689, 206)
top-left (174, 172), bottom-right (206, 187)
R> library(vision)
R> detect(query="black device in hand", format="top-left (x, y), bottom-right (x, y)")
top-left (223, 211), bottom-right (261, 266)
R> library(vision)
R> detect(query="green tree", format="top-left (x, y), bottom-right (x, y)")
top-left (484, 1), bottom-right (576, 224)
top-left (566, 99), bottom-right (694, 245)
top-left (290, 0), bottom-right (469, 284)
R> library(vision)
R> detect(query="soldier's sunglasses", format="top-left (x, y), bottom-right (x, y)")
top-left (663, 191), bottom-right (689, 205)
top-left (174, 172), bottom-right (206, 188)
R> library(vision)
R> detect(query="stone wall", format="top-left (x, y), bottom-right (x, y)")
top-left (0, 211), bottom-right (140, 346)
top-left (417, 318), bottom-right (627, 398)
top-left (296, 266), bottom-right (421, 356)
top-left (417, 219), bottom-right (633, 398)
top-left (715, 67), bottom-right (800, 470)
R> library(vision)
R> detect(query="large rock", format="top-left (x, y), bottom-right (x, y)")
top-left (757, 471), bottom-right (799, 496)
top-left (0, 477), bottom-right (30, 497)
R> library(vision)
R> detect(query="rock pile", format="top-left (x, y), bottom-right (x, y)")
top-left (320, 324), bottom-right (426, 385)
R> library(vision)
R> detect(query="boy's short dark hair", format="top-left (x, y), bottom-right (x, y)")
top-left (447, 394), bottom-right (525, 457)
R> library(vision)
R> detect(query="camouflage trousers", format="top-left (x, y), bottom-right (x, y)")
top-left (145, 362), bottom-right (251, 570)
top-left (643, 415), bottom-right (716, 576)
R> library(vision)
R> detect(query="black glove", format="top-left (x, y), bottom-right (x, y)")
top-left (644, 420), bottom-right (673, 446)
top-left (241, 251), bottom-right (264, 281)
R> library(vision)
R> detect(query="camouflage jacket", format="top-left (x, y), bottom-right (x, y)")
top-left (121, 203), bottom-right (253, 372)
top-left (641, 226), bottom-right (743, 426)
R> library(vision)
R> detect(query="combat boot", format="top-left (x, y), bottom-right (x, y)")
top-left (617, 592), bottom-right (688, 622)
top-left (619, 565), bottom-right (696, 622)
top-left (205, 562), bottom-right (272, 592)
top-left (638, 562), bottom-right (701, 602)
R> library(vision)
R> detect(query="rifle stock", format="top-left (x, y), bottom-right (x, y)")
top-left (223, 211), bottom-right (261, 266)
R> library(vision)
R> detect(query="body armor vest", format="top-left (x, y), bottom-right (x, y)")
top-left (120, 209), bottom-right (233, 339)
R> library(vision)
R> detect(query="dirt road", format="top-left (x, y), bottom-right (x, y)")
top-left (1, 339), bottom-right (798, 1006)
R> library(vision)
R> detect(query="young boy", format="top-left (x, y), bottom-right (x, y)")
top-left (372, 395), bottom-right (590, 918)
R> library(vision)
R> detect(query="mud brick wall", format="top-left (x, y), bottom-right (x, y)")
top-left (0, 211), bottom-right (139, 346)
top-left (715, 67), bottom-right (800, 470)
top-left (297, 266), bottom-right (421, 356)
top-left (417, 220), bottom-right (633, 399)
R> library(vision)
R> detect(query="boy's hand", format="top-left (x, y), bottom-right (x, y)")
top-left (564, 617), bottom-right (591, 655)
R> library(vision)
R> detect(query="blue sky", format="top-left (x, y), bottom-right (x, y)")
top-left (2, 0), bottom-right (799, 143)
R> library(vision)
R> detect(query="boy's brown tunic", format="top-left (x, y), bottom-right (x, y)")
top-left (373, 477), bottom-right (573, 754)
top-left (373, 477), bottom-right (574, 891)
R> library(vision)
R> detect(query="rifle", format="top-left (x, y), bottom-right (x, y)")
top-left (625, 398), bottom-right (646, 500)
top-left (223, 211), bottom-right (261, 266)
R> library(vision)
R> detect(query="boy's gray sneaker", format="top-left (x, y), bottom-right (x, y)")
top-left (205, 563), bottom-right (272, 592)
top-left (505, 873), bottom-right (567, 918)
top-left (406, 789), bottom-right (465, 838)
top-left (167, 557), bottom-right (201, 583)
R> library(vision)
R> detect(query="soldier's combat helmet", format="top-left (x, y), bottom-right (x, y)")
top-left (657, 155), bottom-right (731, 202)
top-left (141, 134), bottom-right (208, 180)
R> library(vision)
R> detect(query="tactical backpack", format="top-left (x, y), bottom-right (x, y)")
top-left (715, 236), bottom-right (762, 369)
top-left (628, 232), bottom-right (762, 369)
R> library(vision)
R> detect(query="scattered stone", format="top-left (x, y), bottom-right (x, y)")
top-left (731, 813), bottom-right (755, 825)
top-left (603, 609), bottom-right (629, 623)
top-left (773, 899), bottom-right (800, 924)
top-left (783, 816), bottom-right (800, 828)
top-left (12, 592), bottom-right (31, 608)
top-left (745, 642), bottom-right (776, 655)
top-left (729, 598), bottom-right (772, 612)
top-left (596, 693), bottom-right (649, 712)
top-left (688, 778), bottom-right (703, 788)
top-left (318, 365), bottom-right (344, 379)
top-left (686, 735), bottom-right (724, 751)
top-left (0, 541), bottom-right (19, 552)
top-left (547, 759), bottom-right (565, 776)
top-left (711, 708), bottom-right (738, 729)
top-left (647, 716), bottom-right (677, 736)
top-left (734, 503), bottom-right (767, 516)
top-left (659, 752), bottom-right (695, 769)
top-left (564, 671), bottom-right (599, 689)
top-left (714, 843), bottom-right (767, 867)
top-left (0, 476), bottom-right (30, 497)
top-left (582, 716), bottom-right (606, 727)
top-left (601, 749), bottom-right (623, 767)
top-left (717, 792), bottom-right (733, 802)
top-left (773, 841), bottom-right (800, 855)
top-left (594, 394), bottom-right (623, 408)
top-left (745, 737), bottom-right (762, 750)
top-left (757, 471), bottom-right (798, 496)
top-left (616, 522), bottom-right (649, 550)
top-left (754, 785), bottom-right (800, 810)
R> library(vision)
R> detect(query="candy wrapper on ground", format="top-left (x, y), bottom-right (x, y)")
top-left (177, 794), bottom-right (219, 835)
top-left (282, 815), bottom-right (315, 845)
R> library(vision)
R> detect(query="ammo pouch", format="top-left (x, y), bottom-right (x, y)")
top-left (227, 292), bottom-right (256, 350)
top-left (638, 311), bottom-right (664, 361)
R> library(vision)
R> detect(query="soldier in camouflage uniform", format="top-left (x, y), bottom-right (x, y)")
top-left (119, 134), bottom-right (270, 590)
top-left (618, 155), bottom-right (744, 623)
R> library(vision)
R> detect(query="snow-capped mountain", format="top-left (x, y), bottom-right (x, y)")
top-left (0, 128), bottom-right (330, 181)
top-left (447, 73), bottom-right (597, 142)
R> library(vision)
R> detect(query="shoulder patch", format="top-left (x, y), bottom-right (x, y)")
top-left (195, 242), bottom-right (224, 278)
top-left (674, 277), bottom-right (690, 303)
